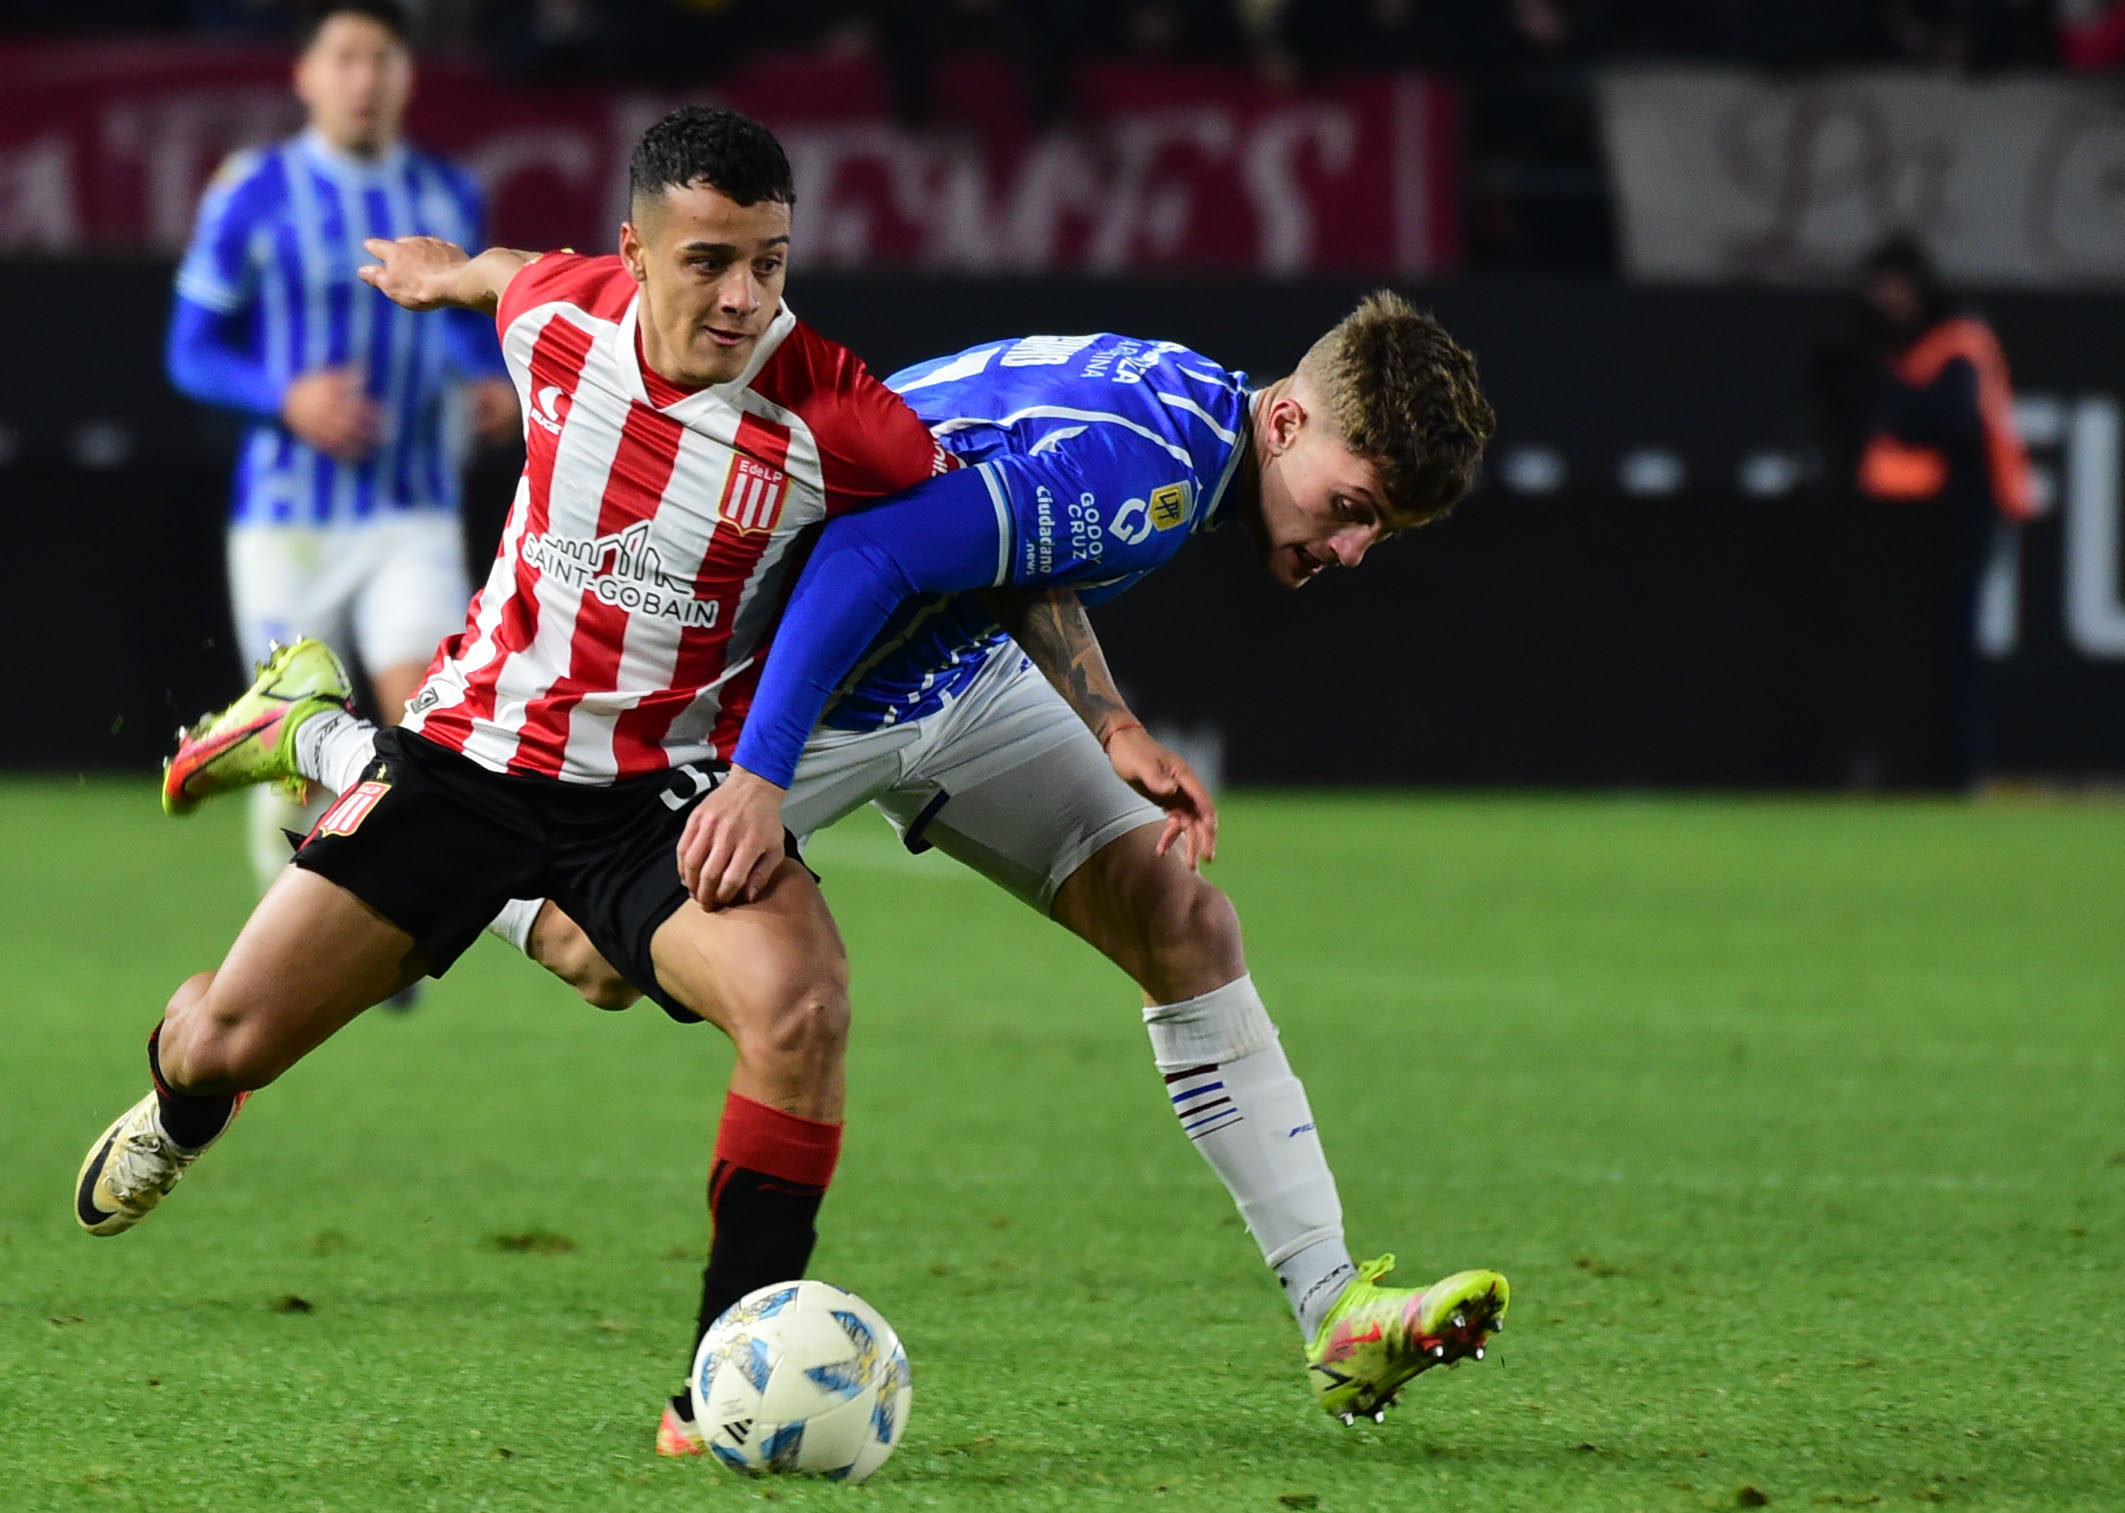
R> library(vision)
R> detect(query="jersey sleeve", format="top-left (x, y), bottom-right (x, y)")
top-left (987, 426), bottom-right (1201, 591)
top-left (494, 251), bottom-right (606, 339)
top-left (173, 149), bottom-right (267, 316)
top-left (165, 297), bottom-right (282, 420)
top-left (729, 463), bottom-right (1012, 787)
top-left (769, 327), bottom-right (957, 515)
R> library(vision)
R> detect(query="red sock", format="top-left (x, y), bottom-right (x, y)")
top-left (709, 1091), bottom-right (842, 1208)
top-left (689, 1093), bottom-right (842, 1378)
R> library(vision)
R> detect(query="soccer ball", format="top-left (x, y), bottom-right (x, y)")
top-left (690, 1280), bottom-right (912, 1483)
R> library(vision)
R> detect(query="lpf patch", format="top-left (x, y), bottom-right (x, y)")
top-left (318, 780), bottom-right (391, 837)
top-left (1149, 482), bottom-right (1190, 530)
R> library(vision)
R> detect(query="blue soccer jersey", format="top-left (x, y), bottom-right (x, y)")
top-left (730, 332), bottom-right (1253, 787)
top-left (168, 130), bottom-right (507, 527)
top-left (836, 333), bottom-right (1251, 727)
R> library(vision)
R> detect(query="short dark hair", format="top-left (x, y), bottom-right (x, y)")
top-left (298, 0), bottom-right (413, 50)
top-left (630, 106), bottom-right (796, 213)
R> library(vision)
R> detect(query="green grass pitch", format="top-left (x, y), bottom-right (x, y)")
top-left (2, 778), bottom-right (2121, 1512)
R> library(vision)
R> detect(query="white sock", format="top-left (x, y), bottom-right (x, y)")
top-left (294, 707), bottom-right (375, 795)
top-left (1144, 974), bottom-right (1357, 1340)
top-left (244, 783), bottom-right (328, 893)
top-left (486, 897), bottom-right (544, 955)
top-left (287, 711), bottom-right (542, 960)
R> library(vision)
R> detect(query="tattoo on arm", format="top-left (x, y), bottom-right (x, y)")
top-left (984, 587), bottom-right (1134, 742)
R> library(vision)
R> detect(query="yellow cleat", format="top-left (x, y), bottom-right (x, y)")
top-left (162, 638), bottom-right (351, 817)
top-left (1304, 1255), bottom-right (1508, 1422)
top-left (75, 1089), bottom-right (247, 1236)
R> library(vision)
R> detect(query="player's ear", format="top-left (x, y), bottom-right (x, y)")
top-left (617, 219), bottom-right (648, 286)
top-left (1266, 392), bottom-right (1306, 456)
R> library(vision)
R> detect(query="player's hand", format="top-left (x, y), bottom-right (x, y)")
top-left (281, 366), bottom-right (383, 461)
top-left (675, 766), bottom-right (790, 910)
top-left (358, 235), bottom-right (473, 312)
top-left (468, 378), bottom-right (518, 443)
top-left (1103, 723), bottom-right (1218, 871)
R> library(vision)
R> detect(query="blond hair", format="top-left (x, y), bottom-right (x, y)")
top-left (1294, 290), bottom-right (1495, 527)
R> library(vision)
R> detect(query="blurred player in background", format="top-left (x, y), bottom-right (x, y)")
top-left (163, 0), bottom-right (516, 891)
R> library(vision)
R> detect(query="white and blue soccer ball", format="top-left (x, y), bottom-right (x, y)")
top-left (690, 1280), bottom-right (912, 1483)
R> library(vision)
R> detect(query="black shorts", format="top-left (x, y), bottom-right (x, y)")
top-left (291, 726), bottom-right (801, 1022)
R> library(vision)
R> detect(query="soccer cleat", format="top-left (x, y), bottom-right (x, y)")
top-left (656, 1395), bottom-right (706, 1457)
top-left (75, 1089), bottom-right (247, 1236)
top-left (1305, 1255), bottom-right (1509, 1421)
top-left (163, 638), bottom-right (352, 817)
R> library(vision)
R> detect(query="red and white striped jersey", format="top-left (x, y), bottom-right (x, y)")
top-left (403, 253), bottom-right (952, 782)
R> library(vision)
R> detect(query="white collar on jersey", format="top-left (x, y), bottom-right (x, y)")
top-left (297, 127), bottom-right (410, 182)
top-left (613, 296), bottom-right (800, 416)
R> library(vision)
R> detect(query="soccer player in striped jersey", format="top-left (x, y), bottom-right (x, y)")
top-left (164, 0), bottom-right (516, 891)
top-left (168, 305), bottom-right (1512, 1439)
top-left (79, 109), bottom-right (959, 1416)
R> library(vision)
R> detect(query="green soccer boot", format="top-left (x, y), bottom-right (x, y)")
top-left (162, 638), bottom-right (352, 816)
top-left (1305, 1255), bottom-right (1509, 1423)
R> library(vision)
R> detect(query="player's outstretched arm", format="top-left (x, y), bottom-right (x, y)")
top-left (357, 237), bottom-right (537, 314)
top-left (986, 587), bottom-right (1217, 869)
top-left (681, 468), bottom-right (1015, 911)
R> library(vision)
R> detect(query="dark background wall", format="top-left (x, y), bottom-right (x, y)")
top-left (4, 262), bottom-right (2122, 783)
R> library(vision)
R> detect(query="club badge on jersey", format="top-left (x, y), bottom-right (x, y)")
top-left (721, 456), bottom-right (791, 536)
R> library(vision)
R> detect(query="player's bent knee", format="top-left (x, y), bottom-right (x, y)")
top-left (734, 977), bottom-right (851, 1079)
top-left (1140, 874), bottom-right (1247, 988)
top-left (1171, 879), bottom-right (1244, 963)
top-left (767, 984), bottom-right (852, 1060)
top-left (651, 874), bottom-right (849, 1053)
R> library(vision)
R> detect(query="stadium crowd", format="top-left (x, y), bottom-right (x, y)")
top-left (2, 1), bottom-right (2113, 79)
top-left (7, 1), bottom-right (2104, 272)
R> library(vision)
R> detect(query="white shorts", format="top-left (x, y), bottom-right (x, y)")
top-left (227, 513), bottom-right (469, 673)
top-left (784, 649), bottom-right (1165, 913)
